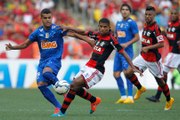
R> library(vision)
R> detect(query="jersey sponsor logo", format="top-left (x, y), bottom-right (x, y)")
top-left (41, 41), bottom-right (57, 49)
top-left (93, 46), bottom-right (104, 54)
top-left (117, 31), bottom-right (126, 37)
top-left (141, 38), bottom-right (151, 44)
top-left (167, 33), bottom-right (175, 39)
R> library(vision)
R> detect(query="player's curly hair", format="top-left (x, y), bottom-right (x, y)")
top-left (146, 6), bottom-right (156, 12)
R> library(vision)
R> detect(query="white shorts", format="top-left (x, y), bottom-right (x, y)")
top-left (163, 53), bottom-right (180, 73)
top-left (133, 55), bottom-right (164, 78)
top-left (74, 65), bottom-right (104, 89)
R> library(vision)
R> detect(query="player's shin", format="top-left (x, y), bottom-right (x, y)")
top-left (127, 74), bottom-right (142, 89)
top-left (76, 88), bottom-right (96, 103)
top-left (60, 89), bottom-right (76, 114)
top-left (38, 85), bottom-right (61, 108)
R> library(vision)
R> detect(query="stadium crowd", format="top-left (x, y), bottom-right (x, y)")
top-left (0, 0), bottom-right (179, 59)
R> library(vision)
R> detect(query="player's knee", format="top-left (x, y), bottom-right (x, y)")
top-left (37, 81), bottom-right (48, 87)
top-left (113, 72), bottom-right (121, 78)
top-left (70, 81), bottom-right (79, 92)
top-left (123, 69), bottom-right (133, 78)
top-left (156, 77), bottom-right (165, 87)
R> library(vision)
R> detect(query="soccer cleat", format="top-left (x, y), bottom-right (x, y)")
top-left (90, 97), bottom-right (101, 114)
top-left (123, 97), bottom-right (134, 104)
top-left (164, 97), bottom-right (174, 111)
top-left (134, 86), bottom-right (146, 100)
top-left (51, 111), bottom-right (65, 117)
top-left (115, 98), bottom-right (126, 104)
top-left (146, 96), bottom-right (160, 102)
top-left (51, 108), bottom-right (60, 117)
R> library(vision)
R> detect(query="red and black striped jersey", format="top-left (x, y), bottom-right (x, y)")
top-left (141, 22), bottom-right (165, 62)
top-left (166, 20), bottom-right (180, 54)
top-left (85, 31), bottom-right (124, 73)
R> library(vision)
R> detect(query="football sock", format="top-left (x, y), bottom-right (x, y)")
top-left (155, 75), bottom-right (167, 99)
top-left (43, 71), bottom-right (58, 85)
top-left (128, 74), bottom-right (142, 89)
top-left (76, 88), bottom-right (96, 103)
top-left (155, 86), bottom-right (162, 99)
top-left (115, 77), bottom-right (126, 96)
top-left (127, 78), bottom-right (133, 96)
top-left (161, 84), bottom-right (170, 101)
top-left (60, 89), bottom-right (76, 114)
top-left (38, 85), bottom-right (61, 108)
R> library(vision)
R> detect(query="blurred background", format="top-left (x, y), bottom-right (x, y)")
top-left (0, 0), bottom-right (180, 89)
top-left (1, 0), bottom-right (180, 59)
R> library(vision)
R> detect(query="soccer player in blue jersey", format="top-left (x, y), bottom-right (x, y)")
top-left (114, 3), bottom-right (140, 104)
top-left (5, 8), bottom-right (74, 116)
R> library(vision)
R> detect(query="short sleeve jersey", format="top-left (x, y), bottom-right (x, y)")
top-left (29, 24), bottom-right (67, 64)
top-left (85, 31), bottom-right (124, 73)
top-left (166, 20), bottom-right (180, 54)
top-left (141, 22), bottom-right (165, 62)
top-left (115, 18), bottom-right (139, 54)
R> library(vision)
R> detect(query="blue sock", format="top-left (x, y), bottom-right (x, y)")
top-left (43, 72), bottom-right (58, 85)
top-left (116, 77), bottom-right (126, 96)
top-left (38, 85), bottom-right (61, 108)
top-left (126, 78), bottom-right (133, 96)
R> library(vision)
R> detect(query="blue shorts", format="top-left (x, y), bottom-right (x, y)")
top-left (113, 52), bottom-right (133, 72)
top-left (37, 58), bottom-right (61, 84)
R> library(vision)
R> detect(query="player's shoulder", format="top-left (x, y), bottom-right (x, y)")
top-left (127, 18), bottom-right (137, 24)
top-left (51, 24), bottom-right (60, 29)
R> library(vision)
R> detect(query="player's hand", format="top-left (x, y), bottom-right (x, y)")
top-left (5, 43), bottom-right (13, 51)
top-left (132, 67), bottom-right (143, 76)
top-left (177, 41), bottom-right (180, 48)
top-left (142, 47), bottom-right (149, 53)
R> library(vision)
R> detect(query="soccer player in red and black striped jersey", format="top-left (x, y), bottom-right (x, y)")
top-left (123, 6), bottom-right (174, 110)
top-left (52, 18), bottom-right (142, 117)
top-left (146, 8), bottom-right (180, 103)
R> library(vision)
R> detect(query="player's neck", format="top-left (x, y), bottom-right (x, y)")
top-left (43, 26), bottom-right (51, 30)
top-left (123, 17), bottom-right (129, 21)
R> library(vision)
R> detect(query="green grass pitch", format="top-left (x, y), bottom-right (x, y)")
top-left (0, 89), bottom-right (179, 120)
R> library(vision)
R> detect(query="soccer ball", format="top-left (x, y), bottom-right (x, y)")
top-left (53, 80), bottom-right (70, 95)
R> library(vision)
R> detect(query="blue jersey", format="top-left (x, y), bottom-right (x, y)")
top-left (29, 24), bottom-right (67, 83)
top-left (29, 24), bottom-right (67, 66)
top-left (115, 18), bottom-right (139, 54)
top-left (114, 18), bottom-right (138, 72)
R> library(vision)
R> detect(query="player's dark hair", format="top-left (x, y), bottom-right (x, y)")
top-left (41, 8), bottom-right (51, 17)
top-left (146, 6), bottom-right (155, 12)
top-left (121, 3), bottom-right (131, 13)
top-left (99, 18), bottom-right (110, 25)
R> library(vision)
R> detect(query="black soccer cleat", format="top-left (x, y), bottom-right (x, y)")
top-left (146, 96), bottom-right (160, 102)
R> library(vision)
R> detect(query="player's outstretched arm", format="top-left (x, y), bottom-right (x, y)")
top-left (61, 25), bottom-right (86, 35)
top-left (121, 50), bottom-right (143, 75)
top-left (5, 39), bottom-right (33, 51)
top-left (67, 32), bottom-right (95, 47)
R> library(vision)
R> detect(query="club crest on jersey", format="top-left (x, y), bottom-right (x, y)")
top-left (41, 41), bottom-right (57, 49)
top-left (143, 31), bottom-right (151, 36)
top-left (45, 33), bottom-right (49, 38)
